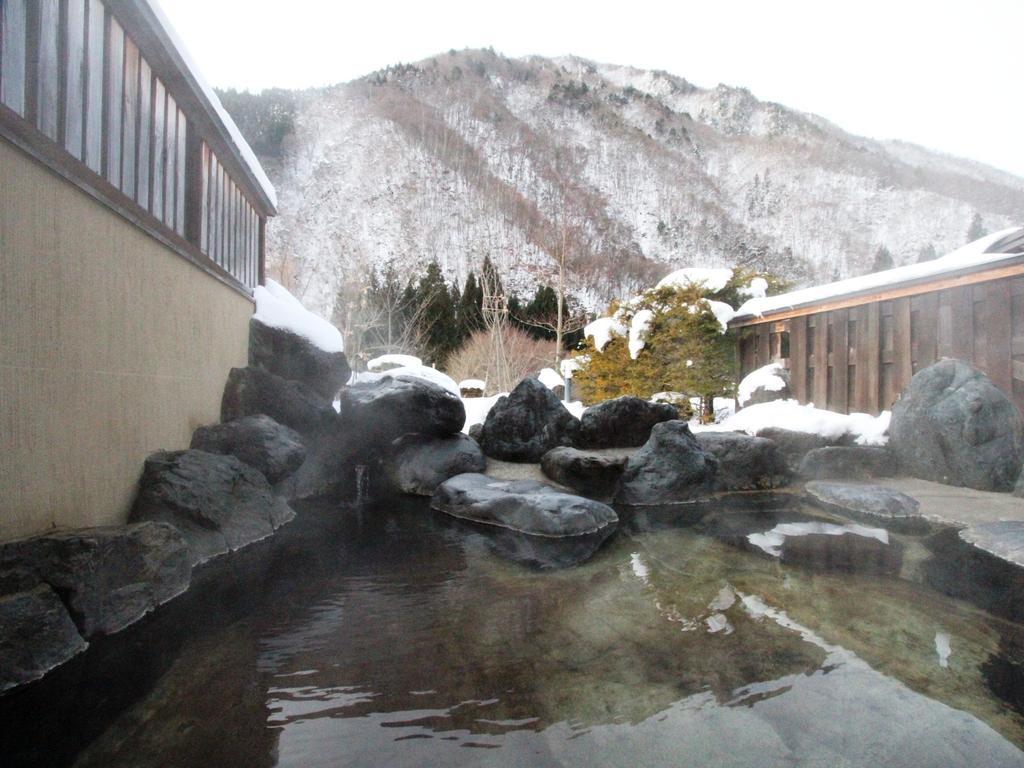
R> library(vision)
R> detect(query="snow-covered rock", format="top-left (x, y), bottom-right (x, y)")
top-left (385, 365), bottom-right (460, 396)
top-left (537, 367), bottom-right (565, 390)
top-left (253, 279), bottom-right (344, 353)
top-left (367, 353), bottom-right (422, 372)
top-left (738, 363), bottom-right (790, 406)
top-left (695, 399), bottom-right (891, 446)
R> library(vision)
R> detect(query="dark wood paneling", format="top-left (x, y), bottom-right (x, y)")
top-left (64, 0), bottom-right (87, 158)
top-left (831, 308), bottom-right (849, 413)
top-left (83, 0), bottom-right (103, 172)
top-left (813, 314), bottom-right (828, 407)
top-left (984, 280), bottom-right (1013, 395)
top-left (120, 35), bottom-right (138, 197)
top-left (104, 14), bottom-right (123, 185)
top-left (756, 324), bottom-right (770, 368)
top-left (891, 297), bottom-right (912, 405)
top-left (949, 285), bottom-right (974, 363)
top-left (36, 0), bottom-right (60, 140)
top-left (913, 292), bottom-right (938, 372)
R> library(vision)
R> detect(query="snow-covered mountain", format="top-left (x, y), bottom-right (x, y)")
top-left (233, 49), bottom-right (1024, 319)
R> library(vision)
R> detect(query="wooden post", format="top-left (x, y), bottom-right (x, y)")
top-left (813, 313), bottom-right (828, 408)
top-left (832, 308), bottom-right (849, 414)
top-left (183, 122), bottom-right (203, 246)
top-left (949, 285), bottom-right (974, 363)
top-left (790, 316), bottom-right (807, 403)
top-left (984, 280), bottom-right (1013, 395)
top-left (892, 297), bottom-right (913, 401)
top-left (864, 303), bottom-right (880, 414)
top-left (258, 215), bottom-right (266, 287)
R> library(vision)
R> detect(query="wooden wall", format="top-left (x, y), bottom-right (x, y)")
top-left (736, 276), bottom-right (1024, 416)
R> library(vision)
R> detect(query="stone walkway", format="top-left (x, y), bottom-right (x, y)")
top-left (867, 477), bottom-right (1024, 528)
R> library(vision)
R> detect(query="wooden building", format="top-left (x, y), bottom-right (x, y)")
top-left (731, 228), bottom-right (1024, 416)
top-left (1, 1), bottom-right (277, 539)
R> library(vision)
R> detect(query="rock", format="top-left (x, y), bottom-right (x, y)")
top-left (432, 473), bottom-right (618, 538)
top-left (249, 317), bottom-right (351, 401)
top-left (747, 368), bottom-right (792, 406)
top-left (780, 530), bottom-right (903, 574)
top-left (0, 581), bottom-right (87, 693)
top-left (479, 377), bottom-right (580, 462)
top-left (221, 366), bottom-right (339, 436)
top-left (755, 427), bottom-right (836, 471)
top-left (131, 450), bottom-right (296, 567)
top-left (797, 446), bottom-right (895, 480)
top-left (804, 481), bottom-right (929, 534)
top-left (615, 421), bottom-right (718, 505)
top-left (578, 396), bottom-right (679, 448)
top-left (388, 433), bottom-right (487, 496)
top-left (190, 415), bottom-right (306, 483)
top-left (341, 375), bottom-right (466, 449)
top-left (889, 358), bottom-right (1024, 491)
top-left (695, 432), bottom-right (792, 491)
top-left (540, 447), bottom-right (629, 499)
top-left (0, 523), bottom-right (190, 637)
top-left (468, 423), bottom-right (483, 443)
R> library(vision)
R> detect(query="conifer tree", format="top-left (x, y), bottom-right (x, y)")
top-left (871, 245), bottom-right (894, 273)
top-left (967, 213), bottom-right (987, 243)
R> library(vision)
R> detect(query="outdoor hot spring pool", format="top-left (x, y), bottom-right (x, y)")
top-left (5, 494), bottom-right (1024, 767)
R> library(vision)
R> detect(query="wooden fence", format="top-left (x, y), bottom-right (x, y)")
top-left (0, 0), bottom-right (272, 293)
top-left (735, 270), bottom-right (1024, 416)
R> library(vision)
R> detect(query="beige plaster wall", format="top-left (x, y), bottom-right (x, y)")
top-left (0, 140), bottom-right (252, 541)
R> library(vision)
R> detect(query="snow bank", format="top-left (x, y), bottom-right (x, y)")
top-left (459, 378), bottom-right (486, 391)
top-left (628, 309), bottom-right (655, 359)
top-left (386, 365), bottom-right (460, 395)
top-left (253, 279), bottom-right (344, 353)
top-left (537, 367), bottom-right (565, 390)
top-left (735, 227), bottom-right (1024, 320)
top-left (656, 267), bottom-right (734, 293)
top-left (693, 399), bottom-right (891, 445)
top-left (462, 393), bottom-right (506, 432)
top-left (737, 363), bottom-right (787, 406)
top-left (367, 353), bottom-right (422, 371)
top-left (584, 316), bottom-right (627, 352)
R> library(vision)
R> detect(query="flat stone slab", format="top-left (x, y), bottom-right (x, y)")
top-left (389, 433), bottom-right (486, 496)
top-left (431, 473), bottom-right (618, 538)
top-left (959, 521), bottom-right (1024, 569)
top-left (798, 446), bottom-right (895, 480)
top-left (804, 481), bottom-right (929, 534)
top-left (859, 476), bottom-right (1024, 528)
top-left (540, 447), bottom-right (628, 500)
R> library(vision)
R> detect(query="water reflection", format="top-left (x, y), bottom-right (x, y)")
top-left (7, 495), bottom-right (1024, 767)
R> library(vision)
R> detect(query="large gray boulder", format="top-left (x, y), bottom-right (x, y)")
top-left (479, 377), bottom-right (581, 462)
top-left (341, 375), bottom-right (466, 448)
top-left (742, 365), bottom-right (792, 406)
top-left (540, 447), bottom-right (629, 500)
top-left (798, 446), bottom-right (895, 480)
top-left (432, 473), bottom-right (618, 538)
top-left (0, 523), bottom-right (191, 637)
top-left (890, 358), bottom-right (1024, 491)
top-left (578, 397), bottom-right (678, 448)
top-left (221, 366), bottom-right (339, 436)
top-left (615, 421), bottom-right (718, 505)
top-left (695, 432), bottom-right (792, 491)
top-left (0, 573), bottom-right (87, 693)
top-left (249, 317), bottom-right (351, 401)
top-left (755, 427), bottom-right (837, 471)
top-left (388, 433), bottom-right (486, 496)
top-left (131, 450), bottom-right (296, 567)
top-left (191, 414), bottom-right (306, 484)
top-left (804, 481), bottom-right (929, 534)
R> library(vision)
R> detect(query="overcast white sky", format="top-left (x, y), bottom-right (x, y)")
top-left (160, 0), bottom-right (1023, 178)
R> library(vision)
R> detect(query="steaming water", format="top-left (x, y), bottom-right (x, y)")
top-left (4, 496), bottom-right (1024, 767)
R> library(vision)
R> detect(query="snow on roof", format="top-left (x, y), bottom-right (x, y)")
top-left (142, 1), bottom-right (277, 210)
top-left (537, 367), bottom-right (565, 389)
top-left (737, 363), bottom-right (787, 406)
top-left (254, 279), bottom-right (344, 353)
top-left (733, 227), bottom-right (1024, 321)
top-left (459, 378), bottom-right (486, 390)
top-left (656, 267), bottom-right (734, 293)
top-left (367, 354), bottom-right (422, 371)
top-left (584, 316), bottom-right (627, 352)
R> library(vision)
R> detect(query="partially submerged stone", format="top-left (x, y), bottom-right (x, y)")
top-left (889, 358), bottom-right (1024, 491)
top-left (798, 446), bottom-right (895, 481)
top-left (0, 580), bottom-right (87, 693)
top-left (131, 450), bottom-right (296, 567)
top-left (0, 522), bottom-right (190, 637)
top-left (804, 481), bottom-right (928, 534)
top-left (388, 433), bottom-right (486, 496)
top-left (480, 377), bottom-right (580, 462)
top-left (249, 317), bottom-right (351, 401)
top-left (577, 396), bottom-right (678, 449)
top-left (615, 421), bottom-right (718, 505)
top-left (540, 447), bottom-right (628, 500)
top-left (695, 432), bottom-right (792, 491)
top-left (780, 530), bottom-right (903, 575)
top-left (191, 414), bottom-right (306, 484)
top-left (431, 473), bottom-right (618, 538)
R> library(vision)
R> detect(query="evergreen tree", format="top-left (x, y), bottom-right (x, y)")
top-left (871, 245), bottom-right (894, 273)
top-left (916, 243), bottom-right (938, 263)
top-left (967, 213), bottom-right (987, 243)
top-left (415, 261), bottom-right (459, 365)
top-left (457, 271), bottom-right (484, 341)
